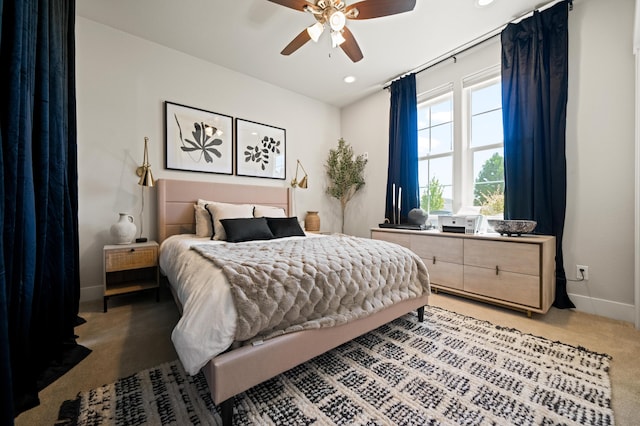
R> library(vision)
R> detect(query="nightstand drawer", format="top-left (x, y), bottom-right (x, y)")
top-left (105, 246), bottom-right (157, 272)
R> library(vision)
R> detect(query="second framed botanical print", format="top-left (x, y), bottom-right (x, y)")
top-left (235, 118), bottom-right (286, 180)
top-left (165, 101), bottom-right (233, 175)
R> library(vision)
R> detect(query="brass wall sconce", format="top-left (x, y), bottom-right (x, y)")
top-left (135, 137), bottom-right (154, 243)
top-left (291, 159), bottom-right (308, 189)
top-left (136, 137), bottom-right (154, 187)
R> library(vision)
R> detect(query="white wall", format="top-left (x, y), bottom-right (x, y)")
top-left (76, 17), bottom-right (341, 300)
top-left (337, 90), bottom-right (391, 236)
top-left (341, 0), bottom-right (637, 323)
top-left (563, 0), bottom-right (635, 321)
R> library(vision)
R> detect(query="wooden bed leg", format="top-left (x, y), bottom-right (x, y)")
top-left (220, 398), bottom-right (233, 426)
top-left (417, 306), bottom-right (425, 322)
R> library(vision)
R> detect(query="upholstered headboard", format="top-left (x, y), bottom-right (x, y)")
top-left (156, 179), bottom-right (291, 244)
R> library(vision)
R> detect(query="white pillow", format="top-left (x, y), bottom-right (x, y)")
top-left (205, 202), bottom-right (254, 240)
top-left (197, 198), bottom-right (215, 208)
top-left (194, 204), bottom-right (214, 237)
top-left (253, 204), bottom-right (286, 218)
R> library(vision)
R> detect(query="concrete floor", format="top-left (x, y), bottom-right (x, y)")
top-left (15, 288), bottom-right (640, 425)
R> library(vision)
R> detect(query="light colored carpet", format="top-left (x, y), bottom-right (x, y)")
top-left (15, 288), bottom-right (640, 425)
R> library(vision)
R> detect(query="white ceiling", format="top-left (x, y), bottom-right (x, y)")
top-left (76, 0), bottom-right (551, 108)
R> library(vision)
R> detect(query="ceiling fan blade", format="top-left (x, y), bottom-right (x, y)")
top-left (266, 0), bottom-right (316, 12)
top-left (339, 27), bottom-right (363, 63)
top-left (346, 0), bottom-right (416, 20)
top-left (281, 28), bottom-right (312, 55)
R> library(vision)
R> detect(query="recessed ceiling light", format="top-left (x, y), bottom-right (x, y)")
top-left (344, 75), bottom-right (356, 84)
top-left (476, 0), bottom-right (495, 7)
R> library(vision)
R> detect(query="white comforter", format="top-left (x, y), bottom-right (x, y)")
top-left (159, 234), bottom-right (315, 375)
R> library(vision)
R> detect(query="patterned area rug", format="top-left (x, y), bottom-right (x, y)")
top-left (58, 306), bottom-right (613, 425)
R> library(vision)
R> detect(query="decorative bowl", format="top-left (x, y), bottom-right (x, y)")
top-left (488, 219), bottom-right (537, 236)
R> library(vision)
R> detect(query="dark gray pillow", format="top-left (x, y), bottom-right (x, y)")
top-left (220, 217), bottom-right (274, 243)
top-left (267, 217), bottom-right (305, 238)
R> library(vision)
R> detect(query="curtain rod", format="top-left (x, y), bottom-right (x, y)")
top-left (383, 0), bottom-right (573, 88)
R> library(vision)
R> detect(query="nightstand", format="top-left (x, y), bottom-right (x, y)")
top-left (103, 241), bottom-right (159, 312)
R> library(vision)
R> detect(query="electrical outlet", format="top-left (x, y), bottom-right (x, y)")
top-left (576, 265), bottom-right (589, 281)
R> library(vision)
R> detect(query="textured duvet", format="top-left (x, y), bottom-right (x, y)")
top-left (191, 234), bottom-right (430, 343)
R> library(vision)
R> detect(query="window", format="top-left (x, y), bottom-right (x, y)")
top-left (416, 68), bottom-right (504, 218)
top-left (417, 87), bottom-right (453, 214)
top-left (466, 77), bottom-right (504, 216)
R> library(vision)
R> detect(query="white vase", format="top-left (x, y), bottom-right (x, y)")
top-left (110, 213), bottom-right (136, 244)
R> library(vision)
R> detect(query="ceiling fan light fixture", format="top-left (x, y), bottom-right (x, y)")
top-left (328, 10), bottom-right (346, 31)
top-left (272, 0), bottom-right (416, 62)
top-left (331, 30), bottom-right (346, 47)
top-left (307, 22), bottom-right (324, 42)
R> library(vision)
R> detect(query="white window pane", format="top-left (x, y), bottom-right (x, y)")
top-left (419, 156), bottom-right (453, 213)
top-left (473, 148), bottom-right (504, 214)
top-left (430, 123), bottom-right (453, 154)
top-left (431, 98), bottom-right (453, 126)
top-left (418, 159), bottom-right (429, 187)
top-left (471, 83), bottom-right (501, 113)
top-left (417, 90), bottom-right (454, 213)
top-left (417, 105), bottom-right (430, 129)
top-left (418, 128), bottom-right (430, 157)
top-left (471, 109), bottom-right (503, 147)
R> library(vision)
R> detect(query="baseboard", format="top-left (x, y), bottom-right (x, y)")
top-left (568, 292), bottom-right (636, 324)
top-left (80, 285), bottom-right (103, 303)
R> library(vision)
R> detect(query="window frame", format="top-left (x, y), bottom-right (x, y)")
top-left (417, 84), bottom-right (454, 214)
top-left (416, 66), bottom-right (504, 215)
top-left (462, 70), bottom-right (504, 208)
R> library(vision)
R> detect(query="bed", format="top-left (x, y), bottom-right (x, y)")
top-left (156, 178), bottom-right (430, 425)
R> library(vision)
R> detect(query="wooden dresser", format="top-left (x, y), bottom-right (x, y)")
top-left (371, 228), bottom-right (556, 316)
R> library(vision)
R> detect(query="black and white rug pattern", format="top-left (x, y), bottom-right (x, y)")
top-left (59, 306), bottom-right (613, 425)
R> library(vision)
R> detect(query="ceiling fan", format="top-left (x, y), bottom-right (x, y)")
top-left (268, 0), bottom-right (417, 63)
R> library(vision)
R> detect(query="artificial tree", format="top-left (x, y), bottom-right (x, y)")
top-left (325, 138), bottom-right (367, 233)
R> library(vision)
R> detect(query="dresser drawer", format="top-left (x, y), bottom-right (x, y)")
top-left (464, 239), bottom-right (539, 276)
top-left (427, 260), bottom-right (464, 290)
top-left (464, 265), bottom-right (540, 308)
top-left (411, 234), bottom-right (463, 264)
top-left (105, 246), bottom-right (157, 272)
top-left (371, 230), bottom-right (411, 248)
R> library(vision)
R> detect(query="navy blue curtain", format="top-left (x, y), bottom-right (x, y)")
top-left (386, 74), bottom-right (419, 223)
top-left (501, 0), bottom-right (574, 309)
top-left (1, 0), bottom-right (82, 421)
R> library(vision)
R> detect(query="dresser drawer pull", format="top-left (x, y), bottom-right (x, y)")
top-left (130, 248), bottom-right (135, 252)
top-left (433, 256), bottom-right (436, 264)
top-left (496, 265), bottom-right (500, 275)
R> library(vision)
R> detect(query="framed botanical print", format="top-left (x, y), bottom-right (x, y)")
top-left (165, 101), bottom-right (233, 175)
top-left (235, 118), bottom-right (286, 180)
